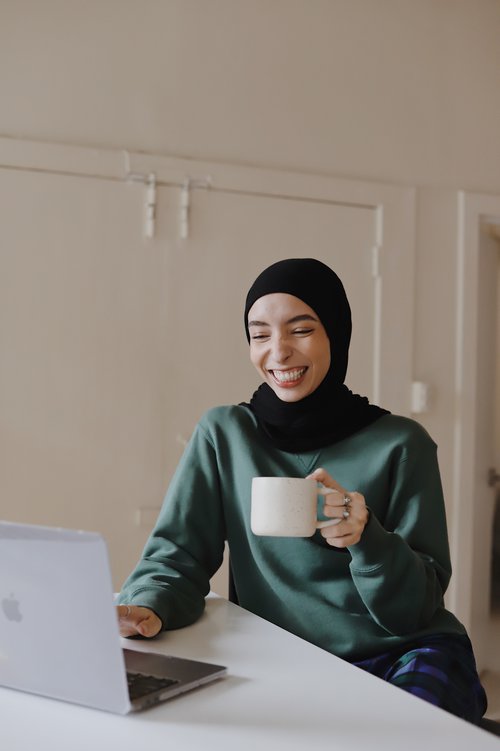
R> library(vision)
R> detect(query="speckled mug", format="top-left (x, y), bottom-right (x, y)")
top-left (251, 476), bottom-right (342, 537)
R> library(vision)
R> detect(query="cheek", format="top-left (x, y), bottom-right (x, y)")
top-left (249, 347), bottom-right (262, 372)
top-left (320, 353), bottom-right (331, 378)
top-left (315, 342), bottom-right (331, 379)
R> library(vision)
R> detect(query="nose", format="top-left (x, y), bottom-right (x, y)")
top-left (270, 335), bottom-right (293, 363)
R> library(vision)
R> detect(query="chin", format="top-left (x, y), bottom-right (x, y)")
top-left (271, 386), bottom-right (308, 403)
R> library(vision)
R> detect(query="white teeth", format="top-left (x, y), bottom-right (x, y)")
top-left (272, 368), bottom-right (307, 383)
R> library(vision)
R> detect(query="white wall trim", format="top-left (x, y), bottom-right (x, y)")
top-left (451, 190), bottom-right (500, 625)
top-left (0, 135), bottom-right (412, 206)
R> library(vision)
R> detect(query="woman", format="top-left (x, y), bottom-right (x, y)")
top-left (118, 258), bottom-right (487, 723)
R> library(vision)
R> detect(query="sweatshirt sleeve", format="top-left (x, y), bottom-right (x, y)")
top-left (118, 419), bottom-right (226, 630)
top-left (347, 426), bottom-right (452, 636)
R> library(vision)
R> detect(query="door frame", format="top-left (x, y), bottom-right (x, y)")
top-left (452, 191), bottom-right (500, 657)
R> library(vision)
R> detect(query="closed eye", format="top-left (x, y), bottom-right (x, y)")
top-left (292, 327), bottom-right (314, 335)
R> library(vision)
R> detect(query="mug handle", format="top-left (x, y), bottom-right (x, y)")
top-left (315, 487), bottom-right (343, 529)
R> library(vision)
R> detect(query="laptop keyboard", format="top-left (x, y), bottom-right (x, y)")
top-left (127, 671), bottom-right (179, 700)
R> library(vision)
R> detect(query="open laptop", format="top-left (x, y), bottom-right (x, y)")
top-left (0, 521), bottom-right (226, 714)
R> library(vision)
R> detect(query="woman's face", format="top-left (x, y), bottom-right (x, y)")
top-left (247, 293), bottom-right (331, 402)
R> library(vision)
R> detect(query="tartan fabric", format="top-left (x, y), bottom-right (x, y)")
top-left (352, 633), bottom-right (487, 724)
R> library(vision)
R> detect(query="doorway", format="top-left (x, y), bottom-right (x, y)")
top-left (453, 192), bottom-right (500, 671)
top-left (490, 229), bottom-right (500, 615)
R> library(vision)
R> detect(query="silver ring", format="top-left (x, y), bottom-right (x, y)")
top-left (342, 509), bottom-right (350, 519)
top-left (342, 494), bottom-right (352, 506)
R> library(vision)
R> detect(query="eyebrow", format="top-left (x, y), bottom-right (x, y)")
top-left (247, 314), bottom-right (318, 327)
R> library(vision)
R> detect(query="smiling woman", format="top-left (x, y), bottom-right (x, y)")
top-left (242, 258), bottom-right (387, 451)
top-left (118, 257), bottom-right (487, 726)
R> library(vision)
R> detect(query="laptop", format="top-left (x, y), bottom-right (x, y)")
top-left (0, 521), bottom-right (227, 714)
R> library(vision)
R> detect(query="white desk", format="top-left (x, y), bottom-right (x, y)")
top-left (2, 595), bottom-right (498, 750)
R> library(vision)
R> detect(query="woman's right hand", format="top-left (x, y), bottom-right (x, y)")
top-left (116, 605), bottom-right (162, 638)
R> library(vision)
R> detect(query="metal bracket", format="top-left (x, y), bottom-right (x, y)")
top-left (123, 152), bottom-right (157, 239)
top-left (179, 176), bottom-right (212, 240)
top-left (126, 171), bottom-right (157, 240)
top-left (122, 154), bottom-right (212, 240)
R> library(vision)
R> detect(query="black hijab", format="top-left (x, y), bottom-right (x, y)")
top-left (243, 258), bottom-right (389, 453)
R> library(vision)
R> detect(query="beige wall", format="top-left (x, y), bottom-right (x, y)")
top-left (1, 0), bottom-right (500, 598)
top-left (2, 0), bottom-right (500, 190)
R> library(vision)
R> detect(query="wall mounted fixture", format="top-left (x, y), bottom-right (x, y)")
top-left (179, 176), bottom-right (212, 240)
top-left (123, 151), bottom-right (157, 239)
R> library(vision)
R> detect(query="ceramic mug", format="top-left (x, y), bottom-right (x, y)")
top-left (250, 476), bottom-right (342, 537)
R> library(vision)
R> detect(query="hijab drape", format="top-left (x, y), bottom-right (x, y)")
top-left (243, 258), bottom-right (389, 453)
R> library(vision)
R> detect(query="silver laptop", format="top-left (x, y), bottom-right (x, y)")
top-left (0, 521), bottom-right (226, 714)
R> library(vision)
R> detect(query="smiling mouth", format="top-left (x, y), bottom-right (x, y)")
top-left (269, 367), bottom-right (308, 385)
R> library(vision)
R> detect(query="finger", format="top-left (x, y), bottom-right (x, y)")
top-left (322, 489), bottom-right (351, 512)
top-left (324, 532), bottom-right (357, 548)
top-left (117, 604), bottom-right (151, 624)
top-left (321, 524), bottom-right (361, 546)
top-left (136, 612), bottom-right (162, 638)
top-left (320, 509), bottom-right (368, 547)
top-left (117, 604), bottom-right (139, 637)
top-left (321, 500), bottom-right (351, 525)
top-left (117, 604), bottom-right (132, 620)
top-left (306, 467), bottom-right (349, 497)
top-left (320, 516), bottom-right (350, 535)
top-left (116, 605), bottom-right (162, 638)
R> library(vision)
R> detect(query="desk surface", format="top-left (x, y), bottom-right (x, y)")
top-left (2, 595), bottom-right (498, 750)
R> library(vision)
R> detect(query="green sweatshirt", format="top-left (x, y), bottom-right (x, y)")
top-left (119, 405), bottom-right (465, 661)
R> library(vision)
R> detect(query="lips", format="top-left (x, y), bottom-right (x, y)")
top-left (269, 367), bottom-right (307, 385)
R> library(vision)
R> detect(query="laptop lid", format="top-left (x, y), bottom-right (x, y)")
top-left (0, 521), bottom-right (226, 714)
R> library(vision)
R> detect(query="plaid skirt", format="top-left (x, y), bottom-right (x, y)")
top-left (352, 633), bottom-right (487, 724)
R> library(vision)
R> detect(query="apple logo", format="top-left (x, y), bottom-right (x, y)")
top-left (2, 593), bottom-right (23, 622)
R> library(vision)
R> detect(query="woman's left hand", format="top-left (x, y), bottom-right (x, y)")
top-left (306, 467), bottom-right (369, 548)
